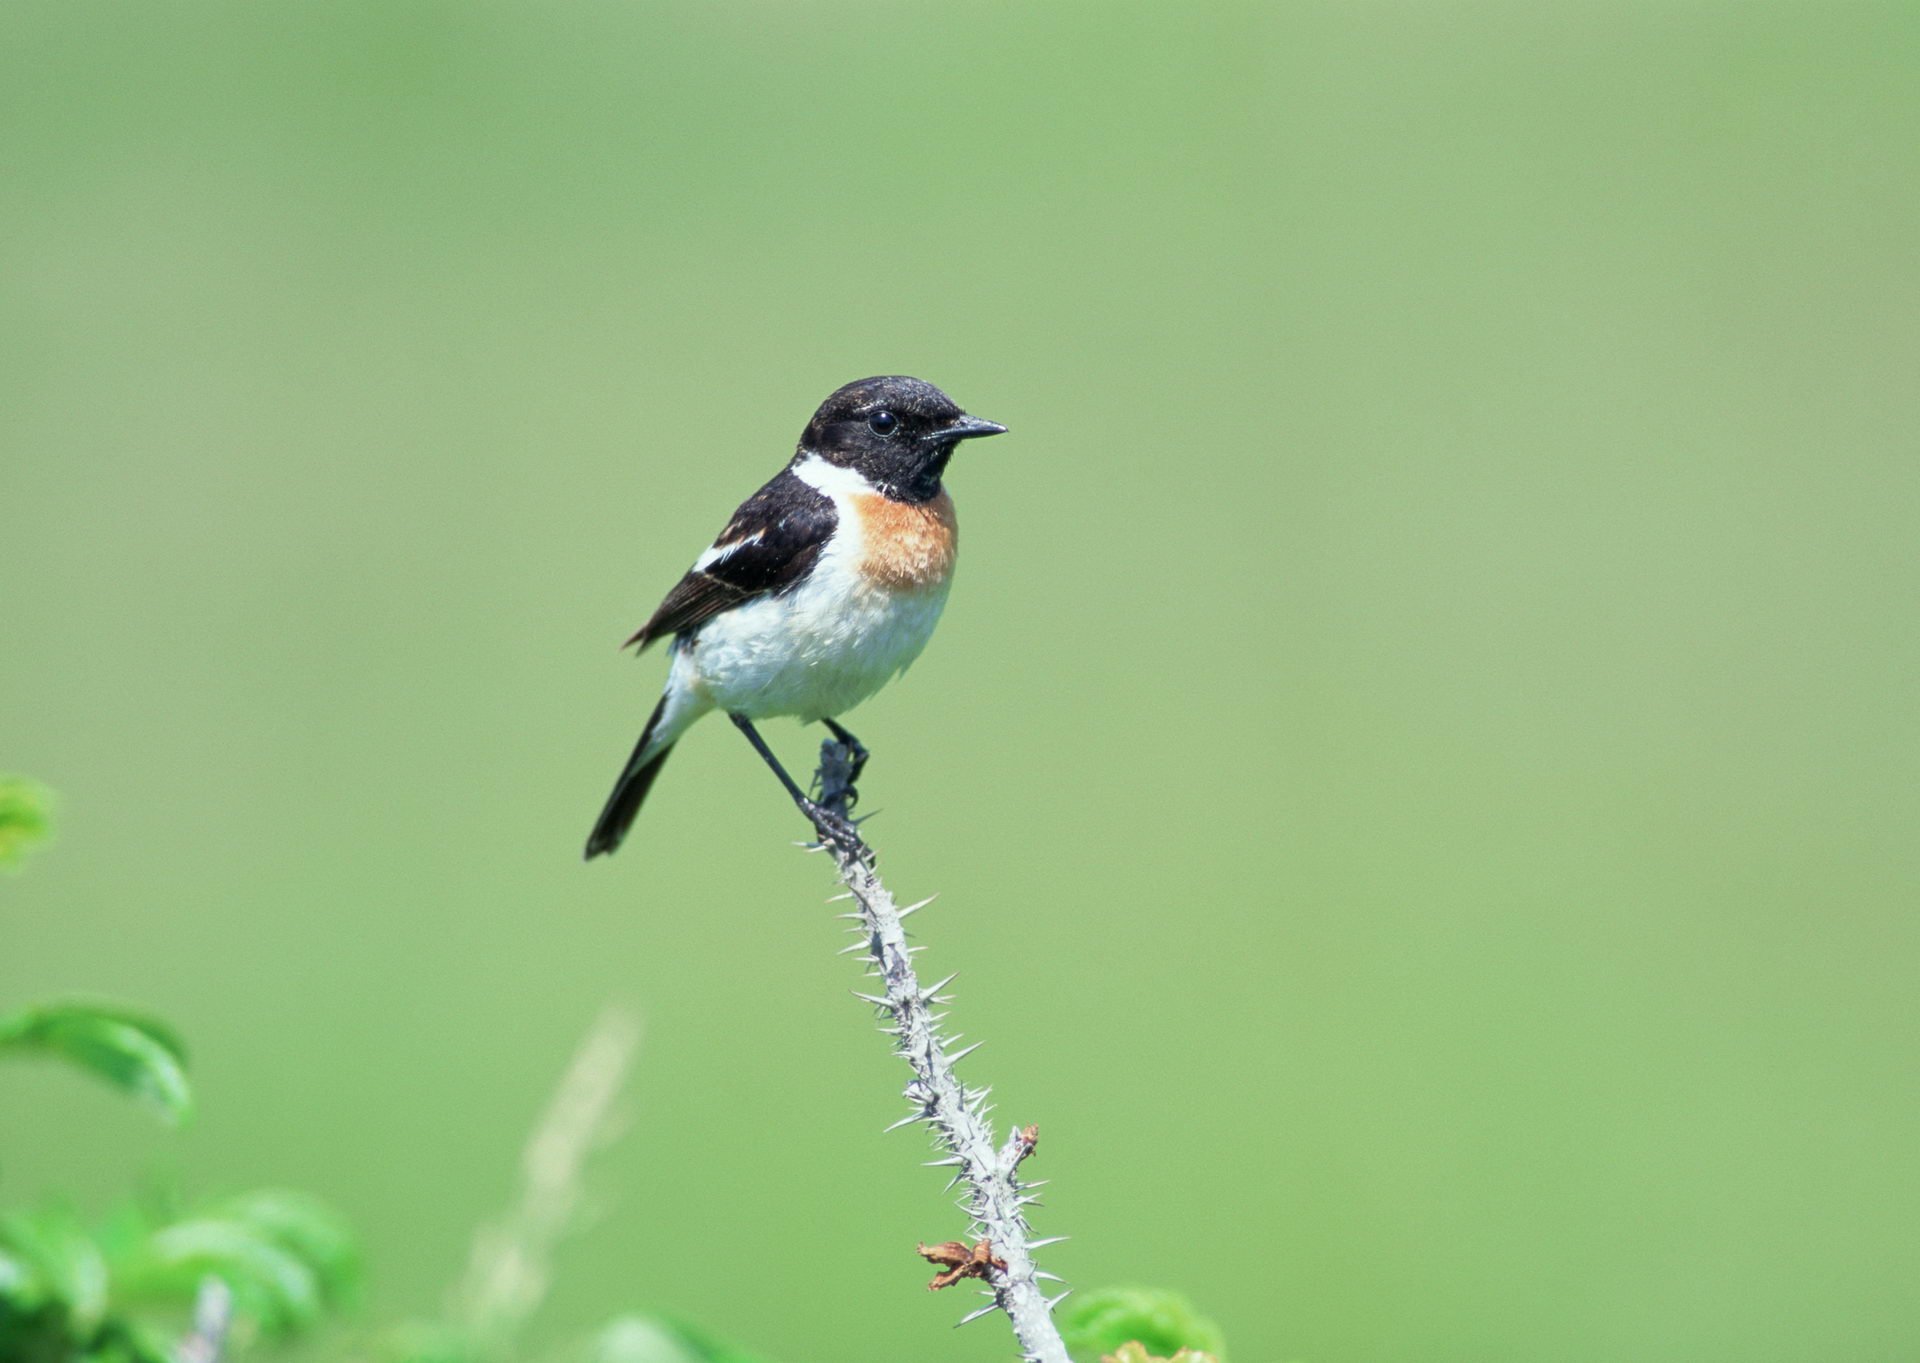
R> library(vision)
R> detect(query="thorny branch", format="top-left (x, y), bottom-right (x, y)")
top-left (804, 740), bottom-right (1071, 1363)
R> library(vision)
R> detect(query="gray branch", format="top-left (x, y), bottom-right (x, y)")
top-left (805, 741), bottom-right (1072, 1363)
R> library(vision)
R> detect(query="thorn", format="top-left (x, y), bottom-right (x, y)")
top-left (826, 891), bottom-right (856, 903)
top-left (1021, 1179), bottom-right (1051, 1191)
top-left (923, 1155), bottom-right (965, 1167)
top-left (1033, 1271), bottom-right (1065, 1283)
top-left (1026, 1235), bottom-right (1070, 1249)
top-left (955, 1302), bottom-right (1002, 1327)
top-left (1045, 1289), bottom-right (1073, 1312)
top-left (899, 894), bottom-right (938, 917)
top-left (850, 990), bottom-right (891, 1007)
top-left (919, 972), bottom-right (959, 1000)
top-left (839, 939), bottom-right (871, 955)
top-left (1018, 1195), bottom-right (1045, 1208)
top-left (883, 1112), bottom-right (928, 1134)
top-left (947, 1040), bottom-right (985, 1063)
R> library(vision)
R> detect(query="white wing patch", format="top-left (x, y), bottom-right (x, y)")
top-left (692, 529), bottom-right (766, 573)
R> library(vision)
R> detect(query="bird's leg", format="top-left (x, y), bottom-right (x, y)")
top-left (730, 713), bottom-right (860, 846)
top-left (820, 717), bottom-right (870, 800)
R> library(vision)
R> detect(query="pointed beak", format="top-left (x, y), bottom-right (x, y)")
top-left (923, 414), bottom-right (1008, 445)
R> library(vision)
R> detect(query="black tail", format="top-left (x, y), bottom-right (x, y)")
top-left (584, 696), bottom-right (677, 860)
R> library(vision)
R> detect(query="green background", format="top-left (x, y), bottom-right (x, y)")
top-left (3, 2), bottom-right (1915, 1360)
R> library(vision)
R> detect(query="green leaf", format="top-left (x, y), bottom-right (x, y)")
top-left (79, 1318), bottom-right (177, 1363)
top-left (99, 1189), bottom-right (357, 1344)
top-left (0, 776), bottom-right (54, 872)
top-left (0, 1210), bottom-right (110, 1334)
top-left (0, 1003), bottom-right (192, 1125)
top-left (0, 1295), bottom-right (78, 1363)
top-left (1058, 1286), bottom-right (1228, 1363)
top-left (118, 1217), bottom-right (322, 1337)
top-left (213, 1189), bottom-right (361, 1306)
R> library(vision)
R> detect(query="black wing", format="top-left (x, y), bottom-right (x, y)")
top-left (624, 468), bottom-right (838, 650)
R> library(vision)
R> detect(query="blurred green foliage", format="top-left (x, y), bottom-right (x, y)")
top-left (1060, 1287), bottom-right (1228, 1363)
top-left (4, 2), bottom-right (1917, 1361)
top-left (0, 1005), bottom-right (192, 1128)
top-left (0, 1188), bottom-right (359, 1361)
top-left (1, 783), bottom-right (361, 1360)
top-left (109, 1191), bottom-right (359, 1339)
top-left (569, 1317), bottom-right (779, 1363)
top-left (0, 778), bottom-right (55, 873)
top-left (1101, 1348), bottom-right (1219, 1363)
top-left (0, 792), bottom-right (776, 1363)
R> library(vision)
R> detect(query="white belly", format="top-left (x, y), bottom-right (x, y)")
top-left (686, 554), bottom-right (952, 722)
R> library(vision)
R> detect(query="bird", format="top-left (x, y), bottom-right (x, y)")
top-left (584, 375), bottom-right (1007, 859)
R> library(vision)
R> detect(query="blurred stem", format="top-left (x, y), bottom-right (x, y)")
top-left (807, 740), bottom-right (1071, 1363)
top-left (177, 1276), bottom-right (233, 1363)
top-left (452, 1004), bottom-right (643, 1357)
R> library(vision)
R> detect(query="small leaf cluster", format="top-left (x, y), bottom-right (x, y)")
top-left (0, 1191), bottom-right (357, 1362)
top-left (1102, 1347), bottom-right (1220, 1363)
top-left (2, 776), bottom-right (356, 1360)
top-left (1059, 1285), bottom-right (1229, 1363)
top-left (113, 1190), bottom-right (360, 1337)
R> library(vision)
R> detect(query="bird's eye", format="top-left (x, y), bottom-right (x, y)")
top-left (868, 410), bottom-right (899, 436)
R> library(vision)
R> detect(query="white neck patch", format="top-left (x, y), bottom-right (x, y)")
top-left (792, 453), bottom-right (877, 501)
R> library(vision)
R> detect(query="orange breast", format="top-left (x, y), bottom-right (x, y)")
top-left (853, 490), bottom-right (958, 592)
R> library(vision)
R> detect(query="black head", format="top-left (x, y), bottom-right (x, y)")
top-left (797, 375), bottom-right (1006, 503)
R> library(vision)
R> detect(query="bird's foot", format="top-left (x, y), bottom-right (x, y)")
top-left (811, 772), bottom-right (862, 815)
top-left (821, 720), bottom-right (870, 789)
top-left (799, 797), bottom-right (870, 859)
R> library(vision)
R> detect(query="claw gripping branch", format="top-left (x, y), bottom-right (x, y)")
top-left (804, 740), bottom-right (1072, 1363)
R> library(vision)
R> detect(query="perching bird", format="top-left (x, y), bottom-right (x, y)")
top-left (584, 375), bottom-right (1007, 859)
